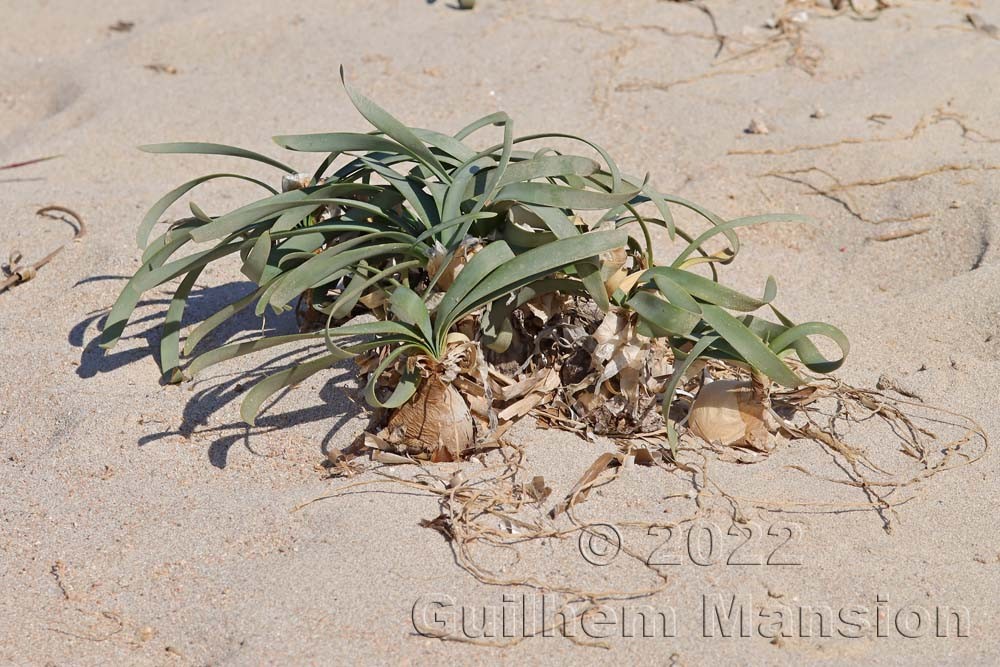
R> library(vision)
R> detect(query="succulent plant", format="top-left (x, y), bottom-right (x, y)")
top-left (100, 69), bottom-right (848, 460)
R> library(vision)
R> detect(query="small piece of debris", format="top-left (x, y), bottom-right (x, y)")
top-left (966, 13), bottom-right (999, 39)
top-left (745, 119), bottom-right (770, 135)
top-left (949, 199), bottom-right (963, 209)
top-left (109, 20), bottom-right (134, 32)
top-left (50, 561), bottom-right (71, 600)
top-left (136, 626), bottom-right (155, 642)
top-left (868, 227), bottom-right (930, 243)
top-left (145, 63), bottom-right (178, 75)
top-left (810, 106), bottom-right (827, 119)
top-left (876, 373), bottom-right (923, 401)
top-left (867, 113), bottom-right (892, 125)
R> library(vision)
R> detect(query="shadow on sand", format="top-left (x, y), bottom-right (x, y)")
top-left (71, 279), bottom-right (367, 468)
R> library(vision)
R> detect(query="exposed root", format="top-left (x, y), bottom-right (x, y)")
top-left (867, 226), bottom-right (930, 242)
top-left (826, 163), bottom-right (1000, 192)
top-left (294, 345), bottom-right (987, 646)
top-left (762, 166), bottom-right (938, 224)
top-left (615, 65), bottom-right (778, 94)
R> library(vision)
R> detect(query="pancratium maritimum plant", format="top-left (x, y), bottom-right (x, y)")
top-left (101, 69), bottom-right (849, 461)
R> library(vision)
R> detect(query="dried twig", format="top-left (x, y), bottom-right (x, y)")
top-left (867, 227), bottom-right (930, 242)
top-left (0, 155), bottom-right (61, 171)
top-left (1, 206), bottom-right (86, 295)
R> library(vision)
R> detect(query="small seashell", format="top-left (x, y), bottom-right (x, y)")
top-left (789, 10), bottom-right (809, 24)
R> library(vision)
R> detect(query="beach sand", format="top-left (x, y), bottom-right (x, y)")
top-left (2, 1), bottom-right (999, 664)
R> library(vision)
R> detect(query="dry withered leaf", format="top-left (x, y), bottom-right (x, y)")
top-left (526, 475), bottom-right (552, 503)
top-left (550, 452), bottom-right (621, 518)
top-left (624, 447), bottom-right (659, 467)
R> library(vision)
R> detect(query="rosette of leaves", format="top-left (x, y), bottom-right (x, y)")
top-left (99, 69), bottom-right (848, 460)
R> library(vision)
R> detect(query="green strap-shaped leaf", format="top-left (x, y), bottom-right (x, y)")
top-left (651, 274), bottom-right (701, 313)
top-left (270, 204), bottom-right (322, 234)
top-left (661, 335), bottom-right (720, 457)
top-left (135, 174), bottom-right (277, 248)
top-left (502, 213), bottom-right (556, 248)
top-left (507, 132), bottom-right (622, 192)
top-left (478, 113), bottom-right (514, 206)
top-left (699, 304), bottom-right (801, 387)
top-left (770, 321), bottom-right (849, 374)
top-left (746, 310), bottom-right (850, 374)
top-left (139, 142), bottom-right (296, 174)
top-left (411, 211), bottom-right (497, 246)
top-left (360, 157), bottom-right (440, 231)
top-left (327, 259), bottom-right (421, 320)
top-left (672, 214), bottom-right (808, 268)
top-left (433, 241), bottom-right (517, 342)
top-left (188, 332), bottom-right (327, 377)
top-left (362, 345), bottom-right (421, 409)
top-left (441, 153), bottom-right (495, 245)
top-left (451, 229), bottom-right (628, 325)
top-left (267, 240), bottom-right (424, 311)
top-left (340, 67), bottom-right (449, 183)
top-left (523, 204), bottom-right (609, 312)
top-left (389, 285), bottom-right (433, 343)
top-left (454, 111), bottom-right (509, 140)
top-left (141, 220), bottom-right (202, 264)
top-left (411, 128), bottom-right (477, 162)
top-left (495, 155), bottom-right (600, 188)
top-left (241, 231), bottom-right (272, 283)
top-left (627, 291), bottom-right (701, 337)
top-left (160, 267), bottom-right (203, 383)
top-left (273, 132), bottom-right (407, 154)
top-left (659, 193), bottom-right (740, 261)
top-left (189, 187), bottom-right (383, 243)
top-left (190, 317), bottom-right (426, 377)
top-left (99, 238), bottom-right (246, 349)
top-left (183, 284), bottom-right (268, 356)
top-left (642, 266), bottom-right (776, 312)
top-left (493, 181), bottom-right (641, 210)
top-left (189, 202), bottom-right (213, 222)
top-left (241, 353), bottom-right (344, 425)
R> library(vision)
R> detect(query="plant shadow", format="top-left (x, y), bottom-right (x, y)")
top-left (72, 280), bottom-right (368, 468)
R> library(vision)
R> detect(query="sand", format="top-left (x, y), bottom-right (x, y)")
top-left (2, 1), bottom-right (999, 664)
